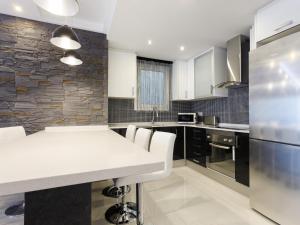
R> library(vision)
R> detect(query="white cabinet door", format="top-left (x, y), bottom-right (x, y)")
top-left (255, 0), bottom-right (300, 43)
top-left (194, 50), bottom-right (213, 98)
top-left (187, 58), bottom-right (195, 99)
top-left (194, 47), bottom-right (228, 99)
top-left (172, 61), bottom-right (189, 100)
top-left (108, 49), bottom-right (137, 98)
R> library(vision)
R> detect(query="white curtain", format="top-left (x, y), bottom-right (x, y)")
top-left (135, 59), bottom-right (171, 111)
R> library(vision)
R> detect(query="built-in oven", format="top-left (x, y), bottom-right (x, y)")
top-left (177, 113), bottom-right (197, 124)
top-left (206, 130), bottom-right (237, 179)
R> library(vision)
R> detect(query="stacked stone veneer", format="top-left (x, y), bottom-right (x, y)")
top-left (0, 14), bottom-right (108, 134)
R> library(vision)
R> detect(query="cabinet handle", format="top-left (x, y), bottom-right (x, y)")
top-left (132, 87), bottom-right (135, 97)
top-left (209, 143), bottom-right (230, 150)
top-left (232, 146), bottom-right (235, 162)
top-left (274, 20), bottom-right (294, 32)
top-left (192, 159), bottom-right (200, 164)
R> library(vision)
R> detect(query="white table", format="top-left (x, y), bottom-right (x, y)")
top-left (0, 129), bottom-right (164, 225)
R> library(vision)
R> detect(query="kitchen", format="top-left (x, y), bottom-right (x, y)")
top-left (0, 0), bottom-right (299, 225)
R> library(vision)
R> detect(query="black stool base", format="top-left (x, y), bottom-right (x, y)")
top-left (5, 202), bottom-right (25, 216)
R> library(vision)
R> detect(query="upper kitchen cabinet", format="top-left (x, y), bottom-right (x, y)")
top-left (255, 0), bottom-right (300, 44)
top-left (108, 49), bottom-right (137, 98)
top-left (172, 60), bottom-right (194, 100)
top-left (194, 47), bottom-right (228, 99)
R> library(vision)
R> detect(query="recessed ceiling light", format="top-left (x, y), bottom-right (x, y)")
top-left (148, 40), bottom-right (152, 45)
top-left (180, 46), bottom-right (185, 51)
top-left (13, 4), bottom-right (23, 12)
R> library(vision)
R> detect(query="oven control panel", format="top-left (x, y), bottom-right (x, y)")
top-left (206, 132), bottom-right (236, 146)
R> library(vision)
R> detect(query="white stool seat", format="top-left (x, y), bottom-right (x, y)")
top-left (0, 126), bottom-right (26, 144)
top-left (125, 125), bottom-right (137, 142)
top-left (0, 126), bottom-right (26, 217)
top-left (115, 131), bottom-right (176, 187)
top-left (134, 128), bottom-right (152, 151)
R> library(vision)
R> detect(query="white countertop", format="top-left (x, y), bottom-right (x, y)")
top-left (109, 122), bottom-right (250, 133)
top-left (0, 130), bottom-right (164, 196)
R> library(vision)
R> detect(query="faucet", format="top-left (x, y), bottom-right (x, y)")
top-left (151, 107), bottom-right (159, 124)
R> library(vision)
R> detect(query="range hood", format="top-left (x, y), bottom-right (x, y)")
top-left (216, 35), bottom-right (250, 88)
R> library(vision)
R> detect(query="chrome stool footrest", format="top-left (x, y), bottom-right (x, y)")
top-left (103, 185), bottom-right (131, 198)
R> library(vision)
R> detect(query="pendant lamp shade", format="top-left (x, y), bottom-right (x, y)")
top-left (50, 25), bottom-right (81, 50)
top-left (60, 50), bottom-right (83, 66)
top-left (33, 0), bottom-right (79, 17)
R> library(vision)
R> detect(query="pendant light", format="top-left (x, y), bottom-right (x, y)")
top-left (33, 0), bottom-right (79, 17)
top-left (50, 25), bottom-right (81, 50)
top-left (60, 50), bottom-right (83, 66)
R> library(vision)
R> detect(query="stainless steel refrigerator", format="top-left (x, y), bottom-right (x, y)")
top-left (250, 31), bottom-right (300, 225)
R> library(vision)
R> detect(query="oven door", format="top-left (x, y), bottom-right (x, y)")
top-left (206, 142), bottom-right (235, 178)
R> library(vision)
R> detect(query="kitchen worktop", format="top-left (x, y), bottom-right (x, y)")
top-left (0, 129), bottom-right (164, 196)
top-left (109, 122), bottom-right (250, 133)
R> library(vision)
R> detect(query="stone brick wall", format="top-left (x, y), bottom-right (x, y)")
top-left (0, 14), bottom-right (108, 134)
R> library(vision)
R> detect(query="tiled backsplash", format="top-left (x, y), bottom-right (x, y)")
top-left (108, 86), bottom-right (249, 124)
top-left (192, 86), bottom-right (249, 124)
top-left (108, 99), bottom-right (191, 123)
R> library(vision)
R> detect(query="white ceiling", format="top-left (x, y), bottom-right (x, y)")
top-left (108, 0), bottom-right (273, 60)
top-left (0, 0), bottom-right (272, 61)
top-left (0, 0), bottom-right (117, 34)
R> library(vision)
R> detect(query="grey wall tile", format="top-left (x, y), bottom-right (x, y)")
top-left (109, 86), bottom-right (249, 124)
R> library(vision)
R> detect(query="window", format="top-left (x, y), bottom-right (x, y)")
top-left (135, 59), bottom-right (171, 111)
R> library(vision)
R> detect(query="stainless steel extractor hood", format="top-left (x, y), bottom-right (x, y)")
top-left (216, 35), bottom-right (250, 88)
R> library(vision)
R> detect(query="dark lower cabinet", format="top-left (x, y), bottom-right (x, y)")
top-left (25, 183), bottom-right (91, 225)
top-left (112, 128), bottom-right (127, 137)
top-left (235, 133), bottom-right (249, 186)
top-left (153, 126), bottom-right (184, 160)
top-left (112, 126), bottom-right (250, 186)
top-left (186, 127), bottom-right (208, 167)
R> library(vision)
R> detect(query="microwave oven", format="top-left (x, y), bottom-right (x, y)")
top-left (177, 113), bottom-right (197, 124)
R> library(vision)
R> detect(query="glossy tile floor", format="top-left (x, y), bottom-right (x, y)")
top-left (92, 167), bottom-right (276, 225)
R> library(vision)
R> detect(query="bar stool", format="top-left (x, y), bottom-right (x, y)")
top-left (0, 126), bottom-right (26, 216)
top-left (125, 125), bottom-right (137, 142)
top-left (102, 125), bottom-right (137, 198)
top-left (105, 131), bottom-right (176, 224)
top-left (133, 128), bottom-right (152, 151)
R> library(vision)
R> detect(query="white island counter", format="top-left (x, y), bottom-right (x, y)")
top-left (0, 129), bottom-right (164, 196)
top-left (0, 129), bottom-right (164, 225)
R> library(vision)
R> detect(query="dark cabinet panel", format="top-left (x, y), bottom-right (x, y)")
top-left (112, 128), bottom-right (127, 137)
top-left (186, 127), bottom-right (208, 167)
top-left (235, 133), bottom-right (249, 186)
top-left (174, 127), bottom-right (184, 160)
top-left (153, 126), bottom-right (184, 160)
